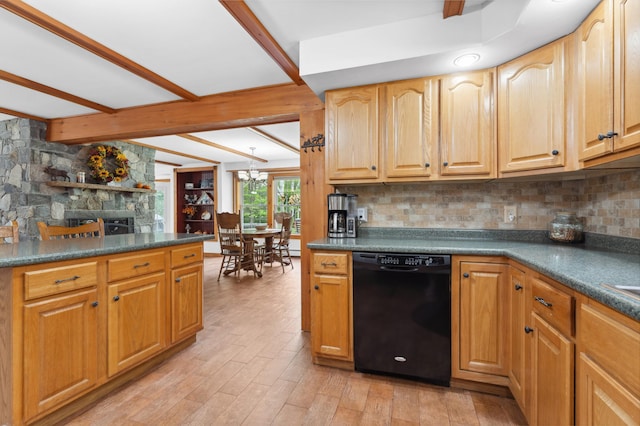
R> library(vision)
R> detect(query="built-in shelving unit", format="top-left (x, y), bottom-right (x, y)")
top-left (174, 166), bottom-right (217, 239)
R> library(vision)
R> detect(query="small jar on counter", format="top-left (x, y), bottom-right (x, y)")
top-left (548, 212), bottom-right (584, 243)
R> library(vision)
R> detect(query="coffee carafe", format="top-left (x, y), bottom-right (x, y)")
top-left (327, 194), bottom-right (348, 238)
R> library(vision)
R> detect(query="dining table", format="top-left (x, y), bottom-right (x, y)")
top-left (240, 227), bottom-right (282, 276)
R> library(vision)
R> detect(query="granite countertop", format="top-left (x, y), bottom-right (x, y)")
top-left (308, 229), bottom-right (640, 321)
top-left (0, 233), bottom-right (216, 269)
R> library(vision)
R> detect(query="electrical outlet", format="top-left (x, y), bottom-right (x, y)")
top-left (357, 207), bottom-right (368, 222)
top-left (504, 205), bottom-right (518, 223)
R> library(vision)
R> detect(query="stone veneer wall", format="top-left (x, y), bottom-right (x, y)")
top-left (339, 169), bottom-right (640, 239)
top-left (0, 118), bottom-right (157, 240)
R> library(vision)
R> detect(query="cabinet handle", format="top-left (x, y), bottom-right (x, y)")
top-left (425, 163), bottom-right (430, 168)
top-left (314, 285), bottom-right (320, 290)
top-left (598, 131), bottom-right (618, 140)
top-left (175, 277), bottom-right (182, 283)
top-left (371, 165), bottom-right (377, 171)
top-left (183, 253), bottom-right (196, 259)
top-left (463, 273), bottom-right (469, 278)
top-left (321, 261), bottom-right (337, 267)
top-left (54, 275), bottom-right (80, 284)
top-left (534, 296), bottom-right (553, 308)
top-left (443, 161), bottom-right (449, 166)
top-left (134, 262), bottom-right (150, 268)
top-left (524, 326), bottom-right (534, 334)
top-left (91, 301), bottom-right (99, 307)
top-left (551, 149), bottom-right (559, 156)
top-left (514, 284), bottom-right (523, 291)
top-left (113, 295), bottom-right (120, 302)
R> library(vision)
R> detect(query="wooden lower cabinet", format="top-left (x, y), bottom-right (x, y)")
top-left (171, 263), bottom-right (203, 343)
top-left (530, 312), bottom-right (574, 426)
top-left (452, 256), bottom-right (509, 386)
top-left (508, 265), bottom-right (528, 414)
top-left (576, 298), bottom-right (640, 426)
top-left (107, 272), bottom-right (166, 377)
top-left (22, 288), bottom-right (99, 421)
top-left (310, 251), bottom-right (352, 365)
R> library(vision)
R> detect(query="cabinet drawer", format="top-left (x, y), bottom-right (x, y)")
top-left (530, 276), bottom-right (574, 336)
top-left (24, 262), bottom-right (98, 300)
top-left (171, 244), bottom-right (203, 268)
top-left (313, 252), bottom-right (349, 275)
top-left (108, 251), bottom-right (165, 283)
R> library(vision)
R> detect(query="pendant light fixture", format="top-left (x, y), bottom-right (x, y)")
top-left (238, 147), bottom-right (267, 194)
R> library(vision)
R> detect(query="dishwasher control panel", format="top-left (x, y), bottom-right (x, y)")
top-left (377, 254), bottom-right (449, 267)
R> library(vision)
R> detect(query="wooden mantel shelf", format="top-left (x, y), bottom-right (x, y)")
top-left (47, 181), bottom-right (156, 193)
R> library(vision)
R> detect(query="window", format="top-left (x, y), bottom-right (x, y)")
top-left (237, 172), bottom-right (300, 236)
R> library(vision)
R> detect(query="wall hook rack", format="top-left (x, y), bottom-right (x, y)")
top-left (301, 134), bottom-right (325, 153)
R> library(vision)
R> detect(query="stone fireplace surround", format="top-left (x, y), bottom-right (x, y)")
top-left (0, 118), bottom-right (157, 240)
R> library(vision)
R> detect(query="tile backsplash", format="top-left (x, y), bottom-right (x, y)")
top-left (340, 169), bottom-right (640, 239)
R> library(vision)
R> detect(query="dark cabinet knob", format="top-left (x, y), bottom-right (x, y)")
top-left (524, 326), bottom-right (534, 334)
top-left (314, 285), bottom-right (320, 290)
top-left (91, 301), bottom-right (99, 307)
top-left (175, 277), bottom-right (182, 283)
top-left (551, 150), bottom-right (559, 155)
top-left (443, 162), bottom-right (449, 166)
top-left (515, 284), bottom-right (523, 291)
top-left (425, 163), bottom-right (430, 168)
top-left (371, 165), bottom-right (377, 170)
top-left (113, 295), bottom-right (120, 302)
top-left (598, 131), bottom-right (619, 140)
top-left (463, 273), bottom-right (469, 278)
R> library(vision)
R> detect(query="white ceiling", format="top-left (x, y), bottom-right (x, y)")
top-left (0, 0), bottom-right (600, 178)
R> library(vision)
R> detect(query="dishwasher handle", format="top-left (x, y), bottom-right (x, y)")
top-left (380, 265), bottom-right (420, 273)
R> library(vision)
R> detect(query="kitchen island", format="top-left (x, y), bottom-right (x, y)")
top-left (0, 233), bottom-right (215, 426)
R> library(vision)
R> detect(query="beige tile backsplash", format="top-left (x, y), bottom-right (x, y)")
top-left (339, 169), bottom-right (640, 239)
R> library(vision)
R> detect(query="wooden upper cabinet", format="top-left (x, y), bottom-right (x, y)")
top-left (576, 1), bottom-right (614, 160)
top-left (441, 70), bottom-right (496, 177)
top-left (614, 0), bottom-right (640, 152)
top-left (326, 86), bottom-right (380, 181)
top-left (498, 38), bottom-right (567, 174)
top-left (383, 78), bottom-right (438, 179)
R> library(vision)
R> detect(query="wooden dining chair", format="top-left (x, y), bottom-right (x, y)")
top-left (37, 218), bottom-right (105, 240)
top-left (0, 220), bottom-right (19, 243)
top-left (215, 211), bottom-right (260, 281)
top-left (272, 214), bottom-right (294, 272)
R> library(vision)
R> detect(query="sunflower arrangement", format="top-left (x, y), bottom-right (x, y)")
top-left (87, 145), bottom-right (130, 183)
top-left (182, 205), bottom-right (197, 217)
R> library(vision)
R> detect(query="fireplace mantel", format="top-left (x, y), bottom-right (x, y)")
top-left (47, 181), bottom-right (155, 193)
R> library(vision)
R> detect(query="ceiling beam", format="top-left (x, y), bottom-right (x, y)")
top-left (0, 0), bottom-right (199, 102)
top-left (443, 0), bottom-right (465, 19)
top-left (178, 134), bottom-right (268, 163)
top-left (0, 106), bottom-right (47, 121)
top-left (220, 0), bottom-right (304, 86)
top-left (123, 139), bottom-right (220, 164)
top-left (47, 83), bottom-right (324, 144)
top-left (0, 69), bottom-right (116, 114)
top-left (248, 127), bottom-right (300, 154)
top-left (155, 159), bottom-right (182, 167)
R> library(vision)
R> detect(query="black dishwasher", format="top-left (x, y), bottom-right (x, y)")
top-left (353, 252), bottom-right (451, 386)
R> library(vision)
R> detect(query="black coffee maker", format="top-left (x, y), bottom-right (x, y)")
top-left (328, 193), bottom-right (357, 238)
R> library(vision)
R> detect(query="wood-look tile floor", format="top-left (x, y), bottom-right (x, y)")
top-left (64, 257), bottom-right (527, 426)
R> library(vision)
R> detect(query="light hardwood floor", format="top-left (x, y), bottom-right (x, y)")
top-left (64, 256), bottom-right (527, 425)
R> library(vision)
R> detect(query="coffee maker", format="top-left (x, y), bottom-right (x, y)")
top-left (328, 193), bottom-right (358, 238)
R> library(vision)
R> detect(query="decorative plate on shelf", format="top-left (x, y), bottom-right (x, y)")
top-left (201, 211), bottom-right (211, 220)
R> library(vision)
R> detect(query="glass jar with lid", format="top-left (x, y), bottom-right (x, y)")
top-left (548, 212), bottom-right (584, 243)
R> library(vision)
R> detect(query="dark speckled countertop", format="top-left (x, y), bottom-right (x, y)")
top-left (308, 228), bottom-right (640, 321)
top-left (0, 233), bottom-right (216, 269)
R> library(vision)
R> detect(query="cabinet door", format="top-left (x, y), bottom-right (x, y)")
top-left (384, 78), bottom-right (438, 178)
top-left (454, 261), bottom-right (509, 382)
top-left (171, 263), bottom-right (203, 343)
top-left (310, 274), bottom-right (351, 360)
top-left (441, 70), bottom-right (496, 177)
top-left (530, 313), bottom-right (574, 426)
top-left (326, 87), bottom-right (379, 181)
top-left (107, 272), bottom-right (166, 376)
top-left (614, 0), bottom-right (640, 152)
top-left (498, 39), bottom-right (566, 173)
top-left (23, 289), bottom-right (99, 421)
top-left (576, 1), bottom-right (615, 160)
top-left (577, 353), bottom-right (640, 426)
top-left (508, 266), bottom-right (528, 416)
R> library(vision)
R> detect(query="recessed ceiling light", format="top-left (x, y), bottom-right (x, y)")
top-left (453, 53), bottom-right (480, 67)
